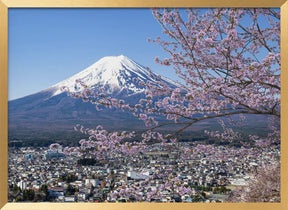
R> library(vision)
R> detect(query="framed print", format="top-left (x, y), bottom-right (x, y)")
top-left (1, 0), bottom-right (288, 210)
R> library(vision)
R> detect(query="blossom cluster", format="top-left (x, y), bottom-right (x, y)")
top-left (227, 161), bottom-right (280, 202)
top-left (50, 8), bottom-right (280, 202)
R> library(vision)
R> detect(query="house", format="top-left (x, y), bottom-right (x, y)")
top-left (49, 186), bottom-right (65, 198)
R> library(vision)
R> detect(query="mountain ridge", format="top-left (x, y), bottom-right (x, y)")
top-left (8, 55), bottom-right (182, 142)
top-left (8, 55), bottom-right (270, 144)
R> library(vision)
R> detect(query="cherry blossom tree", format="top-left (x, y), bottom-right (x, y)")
top-left (50, 8), bottom-right (280, 202)
top-left (148, 8), bottom-right (280, 132)
top-left (227, 161), bottom-right (280, 202)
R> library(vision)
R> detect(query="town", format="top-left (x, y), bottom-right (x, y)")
top-left (8, 143), bottom-right (279, 203)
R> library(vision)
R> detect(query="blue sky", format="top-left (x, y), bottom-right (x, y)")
top-left (8, 8), bottom-right (175, 100)
top-left (8, 8), bottom-right (279, 101)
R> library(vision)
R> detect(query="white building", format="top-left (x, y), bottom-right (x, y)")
top-left (17, 181), bottom-right (27, 190)
top-left (85, 179), bottom-right (99, 187)
top-left (64, 196), bottom-right (75, 202)
top-left (127, 171), bottom-right (149, 180)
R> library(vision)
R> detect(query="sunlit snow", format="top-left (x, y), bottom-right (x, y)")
top-left (48, 55), bottom-right (178, 97)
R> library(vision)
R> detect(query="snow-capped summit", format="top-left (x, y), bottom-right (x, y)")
top-left (8, 55), bottom-right (179, 141)
top-left (49, 55), bottom-right (176, 97)
top-left (8, 55), bottom-right (268, 142)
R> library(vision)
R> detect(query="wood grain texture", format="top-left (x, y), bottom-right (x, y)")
top-left (1, 0), bottom-right (287, 7)
top-left (0, 0), bottom-right (8, 209)
top-left (280, 0), bottom-right (288, 208)
top-left (0, 203), bottom-right (286, 210)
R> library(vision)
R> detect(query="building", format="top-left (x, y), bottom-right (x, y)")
top-left (44, 150), bottom-right (66, 160)
top-left (17, 181), bottom-right (27, 190)
top-left (127, 171), bottom-right (149, 180)
top-left (85, 179), bottom-right (100, 187)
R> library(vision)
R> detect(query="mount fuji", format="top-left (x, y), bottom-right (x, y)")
top-left (8, 55), bottom-right (269, 144)
top-left (8, 55), bottom-right (180, 143)
top-left (49, 55), bottom-right (178, 97)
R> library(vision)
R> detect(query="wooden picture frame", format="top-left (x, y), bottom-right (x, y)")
top-left (0, 0), bottom-right (287, 210)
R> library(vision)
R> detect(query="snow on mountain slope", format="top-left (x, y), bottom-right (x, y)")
top-left (8, 55), bottom-right (270, 142)
top-left (8, 55), bottom-right (181, 140)
top-left (49, 55), bottom-right (179, 97)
